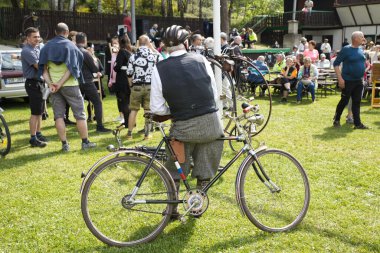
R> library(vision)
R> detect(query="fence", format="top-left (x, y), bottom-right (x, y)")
top-left (0, 7), bottom-right (205, 42)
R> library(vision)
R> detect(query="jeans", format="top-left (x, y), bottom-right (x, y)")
top-left (334, 80), bottom-right (363, 126)
top-left (297, 81), bottom-right (316, 101)
top-left (80, 83), bottom-right (104, 127)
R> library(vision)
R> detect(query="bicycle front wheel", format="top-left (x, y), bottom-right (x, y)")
top-left (81, 155), bottom-right (175, 247)
top-left (238, 149), bottom-right (310, 232)
top-left (0, 114), bottom-right (11, 157)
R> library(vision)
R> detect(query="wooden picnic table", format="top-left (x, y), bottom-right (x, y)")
top-left (317, 70), bottom-right (337, 97)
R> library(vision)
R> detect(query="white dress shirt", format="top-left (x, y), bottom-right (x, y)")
top-left (321, 42), bottom-right (331, 54)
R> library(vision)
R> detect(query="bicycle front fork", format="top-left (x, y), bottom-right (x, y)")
top-left (249, 150), bottom-right (281, 193)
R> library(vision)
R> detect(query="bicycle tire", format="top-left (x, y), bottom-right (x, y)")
top-left (227, 125), bottom-right (243, 152)
top-left (207, 57), bottom-right (237, 116)
top-left (233, 57), bottom-right (272, 138)
top-left (0, 114), bottom-right (11, 157)
top-left (81, 155), bottom-right (175, 247)
top-left (237, 149), bottom-right (310, 232)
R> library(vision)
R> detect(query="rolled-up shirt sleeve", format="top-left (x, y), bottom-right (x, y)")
top-left (150, 66), bottom-right (171, 115)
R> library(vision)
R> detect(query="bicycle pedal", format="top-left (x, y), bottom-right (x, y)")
top-left (179, 215), bottom-right (187, 224)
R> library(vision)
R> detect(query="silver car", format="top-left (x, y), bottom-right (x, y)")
top-left (0, 47), bottom-right (27, 100)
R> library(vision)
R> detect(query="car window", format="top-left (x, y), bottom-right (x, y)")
top-left (1, 52), bottom-right (22, 71)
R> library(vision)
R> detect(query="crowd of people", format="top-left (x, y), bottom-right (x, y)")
top-left (247, 32), bottom-right (371, 129)
top-left (21, 22), bottom-right (166, 151)
top-left (20, 22), bottom-right (373, 153)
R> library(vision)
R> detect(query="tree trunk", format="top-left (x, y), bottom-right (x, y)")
top-left (123, 0), bottom-right (127, 13)
top-left (184, 0), bottom-right (190, 13)
top-left (221, 0), bottom-right (228, 33)
top-left (161, 0), bottom-right (166, 17)
top-left (49, 0), bottom-right (59, 11)
top-left (167, 0), bottom-right (173, 17)
top-left (198, 0), bottom-right (202, 19)
top-left (59, 0), bottom-right (65, 11)
top-left (24, 0), bottom-right (28, 9)
top-left (97, 0), bottom-right (102, 13)
top-left (68, 0), bottom-right (75, 11)
top-left (179, 0), bottom-right (184, 18)
top-left (116, 0), bottom-right (120, 14)
top-left (10, 0), bottom-right (20, 8)
top-left (150, 0), bottom-right (154, 13)
top-left (228, 0), bottom-right (234, 29)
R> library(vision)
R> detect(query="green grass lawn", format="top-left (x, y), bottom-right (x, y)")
top-left (0, 90), bottom-right (379, 253)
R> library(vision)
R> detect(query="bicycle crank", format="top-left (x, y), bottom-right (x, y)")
top-left (182, 189), bottom-right (209, 217)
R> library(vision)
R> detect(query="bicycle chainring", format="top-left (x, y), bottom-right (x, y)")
top-left (182, 189), bottom-right (209, 216)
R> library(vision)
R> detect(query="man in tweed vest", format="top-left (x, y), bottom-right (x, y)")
top-left (150, 25), bottom-right (224, 189)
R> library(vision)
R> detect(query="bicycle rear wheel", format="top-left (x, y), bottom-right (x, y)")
top-left (238, 149), bottom-right (310, 232)
top-left (0, 114), bottom-right (11, 157)
top-left (81, 155), bottom-right (175, 247)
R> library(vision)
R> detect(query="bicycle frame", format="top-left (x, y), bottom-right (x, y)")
top-left (81, 108), bottom-right (271, 210)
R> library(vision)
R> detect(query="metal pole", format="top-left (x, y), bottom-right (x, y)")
top-left (292, 0), bottom-right (297, 20)
top-left (213, 0), bottom-right (223, 122)
top-left (131, 0), bottom-right (136, 44)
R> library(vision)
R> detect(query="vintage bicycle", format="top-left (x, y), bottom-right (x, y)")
top-left (206, 53), bottom-right (272, 151)
top-left (0, 107), bottom-right (11, 157)
top-left (80, 101), bottom-right (310, 247)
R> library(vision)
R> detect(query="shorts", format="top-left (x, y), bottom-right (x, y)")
top-left (50, 86), bottom-right (86, 121)
top-left (129, 84), bottom-right (151, 111)
top-left (25, 79), bottom-right (44, 115)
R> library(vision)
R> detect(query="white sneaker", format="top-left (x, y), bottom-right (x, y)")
top-left (115, 116), bottom-right (124, 123)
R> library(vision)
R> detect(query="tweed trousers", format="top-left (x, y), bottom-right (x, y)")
top-left (165, 112), bottom-right (224, 181)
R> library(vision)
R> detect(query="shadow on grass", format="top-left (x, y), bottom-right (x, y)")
top-left (204, 232), bottom-right (271, 252)
top-left (86, 219), bottom-right (196, 253)
top-left (9, 124), bottom-right (57, 136)
top-left (313, 125), bottom-right (353, 140)
top-left (297, 222), bottom-right (380, 252)
top-left (0, 149), bottom-right (63, 170)
top-left (203, 220), bottom-right (380, 252)
top-left (2, 118), bottom-right (27, 128)
top-left (361, 109), bottom-right (380, 115)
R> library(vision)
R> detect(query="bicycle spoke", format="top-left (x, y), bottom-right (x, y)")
top-left (238, 149), bottom-right (310, 232)
top-left (81, 155), bottom-right (174, 247)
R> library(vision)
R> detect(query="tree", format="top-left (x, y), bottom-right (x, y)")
top-left (122, 0), bottom-right (127, 13)
top-left (198, 0), bottom-right (202, 19)
top-left (116, 0), bottom-right (120, 14)
top-left (97, 0), bottom-right (102, 13)
top-left (59, 0), bottom-right (65, 10)
top-left (10, 0), bottom-right (21, 8)
top-left (68, 0), bottom-right (74, 11)
top-left (49, 0), bottom-right (59, 10)
top-left (160, 0), bottom-right (166, 17)
top-left (178, 0), bottom-right (184, 18)
top-left (167, 0), bottom-right (173, 17)
top-left (221, 0), bottom-right (228, 33)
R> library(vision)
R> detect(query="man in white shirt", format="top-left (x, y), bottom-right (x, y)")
top-left (150, 25), bottom-right (224, 192)
top-left (321, 38), bottom-right (332, 60)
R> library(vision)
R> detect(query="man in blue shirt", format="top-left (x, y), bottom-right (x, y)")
top-left (21, 27), bottom-right (48, 147)
top-left (247, 56), bottom-right (269, 96)
top-left (333, 31), bottom-right (368, 129)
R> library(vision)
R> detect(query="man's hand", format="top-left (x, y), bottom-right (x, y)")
top-left (51, 82), bottom-right (63, 93)
top-left (338, 77), bottom-right (345, 89)
top-left (49, 83), bottom-right (57, 93)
